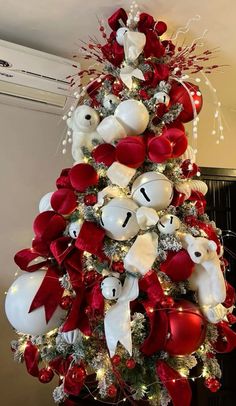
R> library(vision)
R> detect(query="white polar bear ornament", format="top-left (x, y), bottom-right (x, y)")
top-left (184, 234), bottom-right (227, 323)
top-left (67, 105), bottom-right (101, 163)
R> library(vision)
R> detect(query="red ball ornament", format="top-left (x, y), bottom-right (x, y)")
top-left (160, 296), bottom-right (174, 308)
top-left (84, 193), bottom-right (98, 206)
top-left (92, 143), bottom-right (116, 167)
top-left (112, 261), bottom-right (125, 273)
top-left (112, 81), bottom-right (123, 96)
top-left (60, 295), bottom-right (73, 310)
top-left (169, 81), bottom-right (203, 123)
top-left (116, 136), bottom-right (146, 169)
top-left (84, 270), bottom-right (100, 285)
top-left (204, 378), bottom-right (221, 392)
top-left (50, 188), bottom-right (78, 215)
top-left (126, 359), bottom-right (136, 369)
top-left (69, 163), bottom-right (98, 192)
top-left (111, 354), bottom-right (121, 366)
top-left (66, 365), bottom-right (86, 383)
top-left (164, 299), bottom-right (206, 356)
top-left (38, 367), bottom-right (54, 384)
top-left (107, 384), bottom-right (117, 398)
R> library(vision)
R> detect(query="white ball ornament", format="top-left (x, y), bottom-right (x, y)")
top-left (158, 214), bottom-right (181, 235)
top-left (68, 219), bottom-right (83, 239)
top-left (154, 91), bottom-right (170, 106)
top-left (101, 276), bottom-right (122, 300)
top-left (103, 94), bottom-right (120, 110)
top-left (131, 172), bottom-right (173, 211)
top-left (5, 271), bottom-right (66, 336)
top-left (39, 192), bottom-right (53, 213)
top-left (101, 197), bottom-right (139, 241)
top-left (116, 27), bottom-right (129, 46)
top-left (114, 99), bottom-right (149, 135)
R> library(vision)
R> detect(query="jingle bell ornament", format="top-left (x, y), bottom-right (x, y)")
top-left (154, 91), bottom-right (170, 106)
top-left (101, 276), bottom-right (122, 300)
top-left (103, 94), bottom-right (120, 110)
top-left (68, 219), bottom-right (83, 239)
top-left (101, 197), bottom-right (140, 241)
top-left (158, 214), bottom-right (180, 234)
top-left (131, 172), bottom-right (173, 211)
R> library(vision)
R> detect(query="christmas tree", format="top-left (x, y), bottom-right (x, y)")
top-left (5, 4), bottom-right (236, 406)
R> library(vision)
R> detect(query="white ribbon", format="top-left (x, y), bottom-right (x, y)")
top-left (124, 232), bottom-right (159, 275)
top-left (120, 65), bottom-right (145, 90)
top-left (136, 207), bottom-right (159, 230)
top-left (104, 275), bottom-right (139, 357)
top-left (124, 31), bottom-right (146, 62)
top-left (107, 162), bottom-right (136, 188)
top-left (97, 185), bottom-right (124, 207)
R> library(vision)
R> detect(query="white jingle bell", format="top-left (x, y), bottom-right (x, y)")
top-left (154, 91), bottom-right (170, 106)
top-left (158, 214), bottom-right (181, 234)
top-left (103, 94), bottom-right (120, 110)
top-left (101, 276), bottom-right (122, 300)
top-left (39, 192), bottom-right (53, 213)
top-left (114, 99), bottom-right (149, 135)
top-left (116, 27), bottom-right (129, 46)
top-left (131, 172), bottom-right (173, 211)
top-left (101, 197), bottom-right (139, 241)
top-left (67, 105), bottom-right (100, 133)
top-left (5, 270), bottom-right (66, 336)
top-left (68, 219), bottom-right (83, 239)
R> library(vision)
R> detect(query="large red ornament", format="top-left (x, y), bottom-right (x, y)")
top-left (38, 367), bottom-right (54, 384)
top-left (170, 81), bottom-right (203, 123)
top-left (164, 299), bottom-right (206, 356)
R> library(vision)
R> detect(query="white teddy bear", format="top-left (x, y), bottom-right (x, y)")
top-left (67, 105), bottom-right (101, 163)
top-left (184, 234), bottom-right (227, 323)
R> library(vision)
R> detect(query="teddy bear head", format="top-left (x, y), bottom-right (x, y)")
top-left (67, 105), bottom-right (100, 133)
top-left (184, 234), bottom-right (217, 264)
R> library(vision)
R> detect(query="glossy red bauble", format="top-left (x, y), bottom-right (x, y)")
top-left (107, 384), bottom-right (117, 398)
top-left (125, 359), bottom-right (136, 369)
top-left (112, 261), bottom-right (125, 273)
top-left (111, 354), bottom-right (121, 366)
top-left (84, 193), bottom-right (98, 206)
top-left (66, 365), bottom-right (86, 383)
top-left (164, 299), bottom-right (206, 356)
top-left (38, 367), bottom-right (54, 383)
top-left (60, 295), bottom-right (73, 310)
top-left (169, 81), bottom-right (203, 123)
top-left (204, 377), bottom-right (221, 392)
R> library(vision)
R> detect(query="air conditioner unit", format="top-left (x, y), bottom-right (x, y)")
top-left (0, 39), bottom-right (78, 114)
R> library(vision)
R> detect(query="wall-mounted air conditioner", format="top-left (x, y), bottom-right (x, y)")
top-left (0, 39), bottom-right (78, 114)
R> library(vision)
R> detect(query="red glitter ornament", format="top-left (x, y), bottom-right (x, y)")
top-left (111, 355), bottom-right (121, 366)
top-left (107, 384), bottom-right (117, 398)
top-left (204, 377), bottom-right (221, 392)
top-left (60, 295), bottom-right (73, 310)
top-left (126, 359), bottom-right (136, 369)
top-left (38, 367), bottom-right (54, 384)
top-left (112, 261), bottom-right (125, 273)
top-left (84, 193), bottom-right (98, 206)
top-left (66, 365), bottom-right (86, 383)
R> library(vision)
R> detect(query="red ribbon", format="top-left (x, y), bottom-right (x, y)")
top-left (156, 360), bottom-right (192, 406)
top-left (212, 321), bottom-right (236, 353)
top-left (108, 8), bottom-right (127, 31)
top-left (139, 271), bottom-right (168, 355)
top-left (75, 221), bottom-right (105, 256)
top-left (24, 341), bottom-right (39, 377)
top-left (14, 248), bottom-right (50, 272)
top-left (160, 249), bottom-right (194, 282)
top-left (29, 267), bottom-right (64, 323)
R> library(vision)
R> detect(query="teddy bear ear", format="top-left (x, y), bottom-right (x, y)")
top-left (208, 240), bottom-right (217, 252)
top-left (184, 233), bottom-right (195, 245)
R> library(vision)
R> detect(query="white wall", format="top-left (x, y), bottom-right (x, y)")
top-left (0, 99), bottom-right (235, 406)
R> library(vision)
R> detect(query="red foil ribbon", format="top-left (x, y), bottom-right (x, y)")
top-left (24, 341), bottom-right (39, 377)
top-left (29, 267), bottom-right (64, 323)
top-left (156, 360), bottom-right (192, 406)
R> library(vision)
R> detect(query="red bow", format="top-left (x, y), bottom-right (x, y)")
top-left (108, 8), bottom-right (127, 31)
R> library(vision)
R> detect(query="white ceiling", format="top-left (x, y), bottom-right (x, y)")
top-left (0, 0), bottom-right (235, 108)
